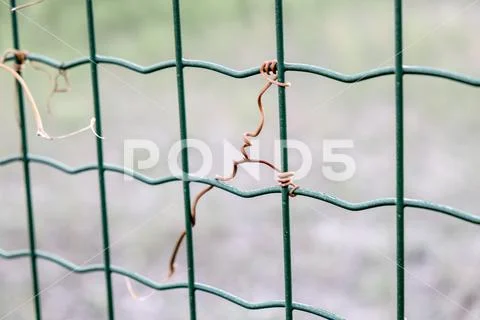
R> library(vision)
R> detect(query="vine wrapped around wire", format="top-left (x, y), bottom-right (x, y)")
top-left (0, 49), bottom-right (102, 140)
top-left (167, 59), bottom-right (299, 278)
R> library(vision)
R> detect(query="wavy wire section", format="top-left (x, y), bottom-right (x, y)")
top-left (0, 154), bottom-right (479, 224)
top-left (3, 53), bottom-right (480, 86)
top-left (0, 248), bottom-right (344, 320)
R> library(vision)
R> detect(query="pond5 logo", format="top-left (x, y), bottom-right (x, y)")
top-left (123, 139), bottom-right (356, 182)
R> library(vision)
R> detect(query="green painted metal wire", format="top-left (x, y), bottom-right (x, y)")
top-left (274, 1), bottom-right (294, 319)
top-left (5, 54), bottom-right (480, 86)
top-left (171, 0), bottom-right (198, 318)
top-left (1, 0), bottom-right (480, 319)
top-left (85, 0), bottom-right (115, 319)
top-left (0, 249), bottom-right (344, 320)
top-left (8, 1), bottom-right (42, 320)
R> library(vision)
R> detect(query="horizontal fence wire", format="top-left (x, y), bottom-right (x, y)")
top-left (1, 156), bottom-right (479, 224)
top-left (4, 54), bottom-right (480, 86)
top-left (1, 0), bottom-right (479, 319)
top-left (0, 248), bottom-right (343, 320)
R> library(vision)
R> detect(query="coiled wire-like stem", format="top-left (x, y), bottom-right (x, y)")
top-left (167, 60), bottom-right (298, 278)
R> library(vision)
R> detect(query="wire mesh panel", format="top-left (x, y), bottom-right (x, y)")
top-left (1, 0), bottom-right (480, 319)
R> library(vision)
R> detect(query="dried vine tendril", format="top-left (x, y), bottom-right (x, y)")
top-left (47, 69), bottom-right (71, 114)
top-left (1, 49), bottom-right (102, 140)
top-left (168, 60), bottom-right (299, 278)
top-left (125, 60), bottom-right (300, 301)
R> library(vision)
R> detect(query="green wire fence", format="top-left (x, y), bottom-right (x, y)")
top-left (1, 0), bottom-right (480, 319)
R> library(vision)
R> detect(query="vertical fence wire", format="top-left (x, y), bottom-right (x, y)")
top-left (8, 1), bottom-right (42, 319)
top-left (273, 1), bottom-right (294, 319)
top-left (84, 1), bottom-right (115, 319)
top-left (171, 0), bottom-right (198, 319)
top-left (394, 0), bottom-right (405, 318)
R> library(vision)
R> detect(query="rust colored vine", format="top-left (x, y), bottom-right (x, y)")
top-left (11, 0), bottom-right (45, 11)
top-left (167, 60), bottom-right (299, 278)
top-left (1, 49), bottom-right (102, 140)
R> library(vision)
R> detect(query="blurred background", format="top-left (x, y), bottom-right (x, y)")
top-left (1, 0), bottom-right (480, 319)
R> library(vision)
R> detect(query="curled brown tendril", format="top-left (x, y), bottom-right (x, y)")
top-left (166, 60), bottom-right (298, 279)
top-left (47, 68), bottom-right (71, 114)
top-left (1, 49), bottom-right (49, 138)
top-left (1, 49), bottom-right (102, 140)
top-left (259, 59), bottom-right (291, 87)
